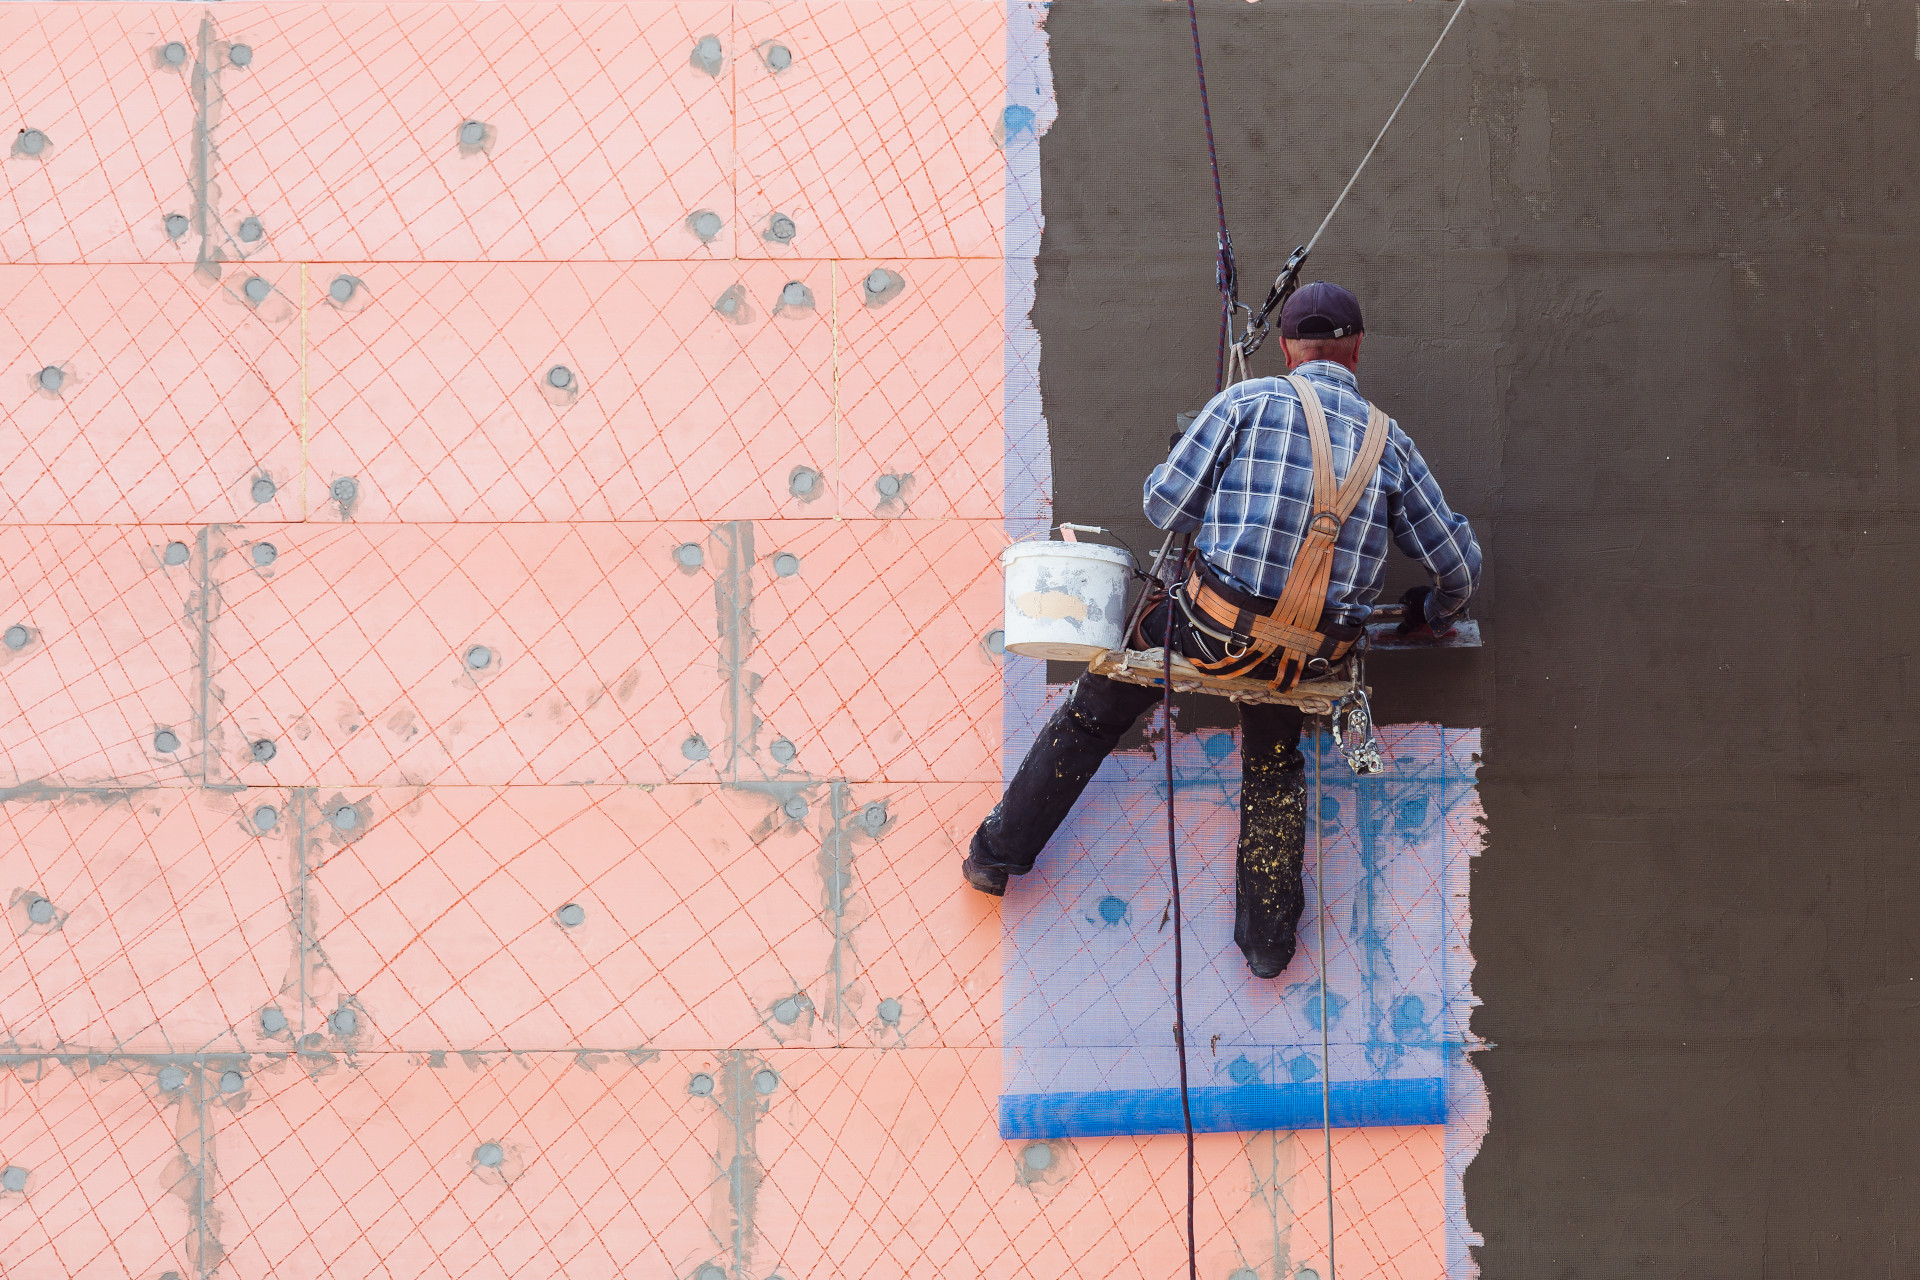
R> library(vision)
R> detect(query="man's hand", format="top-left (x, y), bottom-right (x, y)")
top-left (1394, 585), bottom-right (1457, 641)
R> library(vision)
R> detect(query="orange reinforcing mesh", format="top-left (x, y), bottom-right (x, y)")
top-left (0, 3), bottom-right (1470, 1277)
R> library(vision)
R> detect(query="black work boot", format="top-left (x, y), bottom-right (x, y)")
top-left (1242, 930), bottom-right (1298, 980)
top-left (962, 674), bottom-right (1162, 897)
top-left (960, 828), bottom-right (1009, 896)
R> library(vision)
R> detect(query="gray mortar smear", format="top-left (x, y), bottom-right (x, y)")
top-left (189, 15), bottom-right (225, 280)
top-left (701, 522), bottom-right (891, 1043)
top-left (817, 782), bottom-right (861, 1040)
top-left (282, 788), bottom-right (316, 1037)
top-left (710, 1050), bottom-right (772, 1278)
top-left (710, 522), bottom-right (759, 777)
top-left (163, 1062), bottom-right (224, 1279)
top-left (190, 527), bottom-right (222, 787)
top-left (0, 781), bottom-right (148, 808)
top-left (1244, 1128), bottom-right (1302, 1280)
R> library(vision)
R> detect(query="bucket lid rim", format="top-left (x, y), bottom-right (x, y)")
top-left (1000, 540), bottom-right (1134, 567)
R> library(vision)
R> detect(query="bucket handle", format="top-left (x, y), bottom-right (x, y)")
top-left (1005, 522), bottom-right (1109, 549)
top-left (1003, 523), bottom-right (1151, 585)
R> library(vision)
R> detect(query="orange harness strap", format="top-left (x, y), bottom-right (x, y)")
top-left (1188, 376), bottom-right (1391, 689)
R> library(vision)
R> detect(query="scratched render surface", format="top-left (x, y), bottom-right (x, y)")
top-left (0, 3), bottom-right (1461, 1279)
top-left (1037, 0), bottom-right (1920, 1273)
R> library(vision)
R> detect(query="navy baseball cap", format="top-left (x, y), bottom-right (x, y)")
top-left (1279, 282), bottom-right (1364, 339)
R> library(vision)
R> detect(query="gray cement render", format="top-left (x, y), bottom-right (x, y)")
top-left (1036, 0), bottom-right (1920, 1271)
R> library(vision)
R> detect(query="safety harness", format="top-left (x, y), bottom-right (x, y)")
top-left (1180, 374), bottom-right (1392, 692)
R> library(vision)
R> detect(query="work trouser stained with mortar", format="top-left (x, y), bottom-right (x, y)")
top-left (968, 600), bottom-right (1309, 975)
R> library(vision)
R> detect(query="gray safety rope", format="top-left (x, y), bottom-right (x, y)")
top-left (1314, 724), bottom-right (1336, 1278)
top-left (1299, 0), bottom-right (1470, 262)
top-left (1163, 613), bottom-right (1197, 1280)
top-left (1236, 0), bottom-right (1472, 358)
top-left (1164, 8), bottom-right (1470, 1278)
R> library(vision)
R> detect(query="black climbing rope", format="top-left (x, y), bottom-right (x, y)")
top-left (1164, 3), bottom-right (1473, 1277)
top-left (1170, 0), bottom-right (1231, 1268)
top-left (1185, 0), bottom-right (1236, 396)
top-left (1162, 605), bottom-right (1196, 1280)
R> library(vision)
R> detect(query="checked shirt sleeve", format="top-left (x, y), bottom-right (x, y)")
top-left (1142, 386), bottom-right (1236, 533)
top-left (1387, 424), bottom-right (1482, 622)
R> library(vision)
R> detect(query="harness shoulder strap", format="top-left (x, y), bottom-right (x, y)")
top-left (1333, 402), bottom-right (1392, 519)
top-left (1284, 375), bottom-right (1337, 512)
top-left (1285, 375), bottom-right (1391, 521)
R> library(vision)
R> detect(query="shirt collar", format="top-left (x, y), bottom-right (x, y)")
top-left (1292, 359), bottom-right (1359, 391)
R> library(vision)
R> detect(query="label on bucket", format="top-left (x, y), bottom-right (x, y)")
top-left (1001, 538), bottom-right (1133, 662)
top-left (1012, 591), bottom-right (1089, 622)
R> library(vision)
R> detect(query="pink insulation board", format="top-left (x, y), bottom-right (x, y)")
top-left (0, 2), bottom-right (1474, 1276)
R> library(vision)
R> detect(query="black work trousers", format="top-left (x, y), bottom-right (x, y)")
top-left (970, 600), bottom-right (1309, 976)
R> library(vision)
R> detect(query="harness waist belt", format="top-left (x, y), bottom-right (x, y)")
top-left (1185, 567), bottom-right (1359, 662)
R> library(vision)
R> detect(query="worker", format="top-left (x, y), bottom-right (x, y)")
top-left (963, 282), bottom-right (1481, 978)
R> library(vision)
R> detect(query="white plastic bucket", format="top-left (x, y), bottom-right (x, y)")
top-left (1000, 540), bottom-right (1135, 660)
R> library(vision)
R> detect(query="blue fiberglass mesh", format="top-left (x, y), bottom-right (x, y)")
top-left (993, 0), bottom-right (1477, 1144)
top-left (998, 718), bottom-right (1479, 1139)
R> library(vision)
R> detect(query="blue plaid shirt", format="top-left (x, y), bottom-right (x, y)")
top-left (1142, 361), bottom-right (1480, 626)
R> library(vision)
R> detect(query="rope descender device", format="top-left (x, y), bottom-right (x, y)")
top-left (1233, 243), bottom-right (1311, 360)
top-left (1329, 642), bottom-right (1386, 776)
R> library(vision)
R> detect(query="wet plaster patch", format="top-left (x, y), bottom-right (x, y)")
top-left (0, 624), bottom-right (38, 671)
top-left (455, 119), bottom-right (496, 156)
top-left (872, 471), bottom-right (914, 515)
top-left (31, 362), bottom-right (70, 397)
top-left (1014, 1136), bottom-right (1075, 1193)
top-left (788, 465), bottom-right (825, 505)
top-left (470, 1137), bottom-right (525, 1186)
top-left (713, 282), bottom-right (755, 323)
top-left (862, 267), bottom-right (905, 308)
top-left (10, 887), bottom-right (66, 936)
top-left (688, 209), bottom-right (725, 245)
top-left (327, 273), bottom-right (370, 314)
top-left (759, 989), bottom-right (817, 1043)
top-left (690, 34), bottom-right (725, 76)
top-left (539, 362), bottom-right (580, 407)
